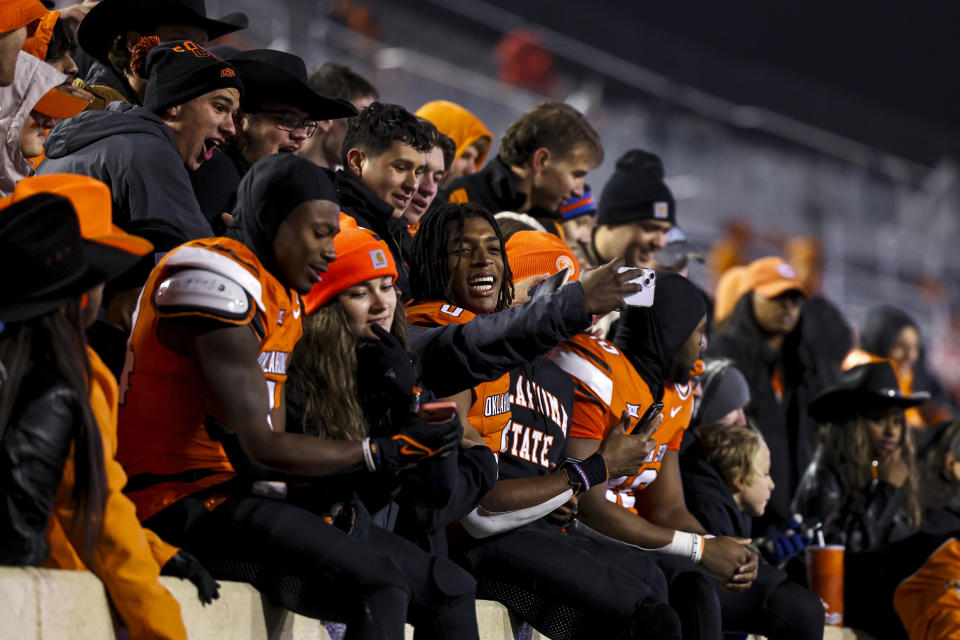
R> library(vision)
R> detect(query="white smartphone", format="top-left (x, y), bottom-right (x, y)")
top-left (617, 267), bottom-right (656, 307)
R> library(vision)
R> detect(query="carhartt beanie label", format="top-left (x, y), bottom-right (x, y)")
top-left (142, 40), bottom-right (243, 114)
top-left (598, 149), bottom-right (675, 227)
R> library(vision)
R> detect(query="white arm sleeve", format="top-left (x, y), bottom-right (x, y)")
top-left (461, 489), bottom-right (574, 538)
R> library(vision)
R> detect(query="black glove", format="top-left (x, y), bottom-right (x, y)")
top-left (161, 549), bottom-right (220, 605)
top-left (365, 415), bottom-right (462, 473)
top-left (356, 324), bottom-right (420, 420)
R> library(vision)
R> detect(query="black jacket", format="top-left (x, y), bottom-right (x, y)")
top-left (409, 283), bottom-right (591, 398)
top-left (441, 156), bottom-right (526, 213)
top-left (84, 59), bottom-right (139, 104)
top-left (190, 147), bottom-right (249, 234)
top-left (680, 435), bottom-right (751, 538)
top-left (336, 169), bottom-right (413, 301)
top-left (708, 294), bottom-right (833, 530)
top-left (0, 366), bottom-right (84, 565)
top-left (792, 445), bottom-right (914, 553)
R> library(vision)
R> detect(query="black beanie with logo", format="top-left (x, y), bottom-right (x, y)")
top-left (142, 40), bottom-right (244, 114)
top-left (597, 149), bottom-right (676, 227)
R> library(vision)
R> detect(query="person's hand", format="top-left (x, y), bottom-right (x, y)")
top-left (877, 448), bottom-right (909, 487)
top-left (161, 549), bottom-right (220, 605)
top-left (370, 415), bottom-right (462, 472)
top-left (357, 324), bottom-right (419, 415)
top-left (598, 409), bottom-right (661, 477)
top-left (579, 258), bottom-right (645, 314)
top-left (700, 536), bottom-right (753, 586)
top-left (546, 497), bottom-right (577, 526)
top-left (59, 0), bottom-right (100, 33)
top-left (511, 272), bottom-right (550, 307)
top-left (724, 550), bottom-right (758, 592)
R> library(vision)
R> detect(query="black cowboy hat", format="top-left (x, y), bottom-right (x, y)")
top-left (228, 49), bottom-right (358, 120)
top-left (0, 194), bottom-right (124, 323)
top-left (78, 0), bottom-right (249, 66)
top-left (807, 361), bottom-right (930, 422)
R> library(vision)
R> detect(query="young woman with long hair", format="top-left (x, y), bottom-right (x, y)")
top-left (0, 193), bottom-right (107, 564)
top-left (793, 361), bottom-right (926, 553)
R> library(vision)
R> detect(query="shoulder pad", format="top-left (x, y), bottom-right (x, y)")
top-left (154, 268), bottom-right (254, 322)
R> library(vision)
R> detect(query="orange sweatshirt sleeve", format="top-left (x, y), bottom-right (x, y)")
top-left (45, 349), bottom-right (187, 640)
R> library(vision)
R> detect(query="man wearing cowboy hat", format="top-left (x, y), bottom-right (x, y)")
top-left (77, 0), bottom-right (247, 105)
top-left (191, 48), bottom-right (358, 230)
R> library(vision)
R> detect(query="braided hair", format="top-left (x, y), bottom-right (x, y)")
top-left (409, 202), bottom-right (514, 312)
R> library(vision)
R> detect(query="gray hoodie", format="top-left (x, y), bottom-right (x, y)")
top-left (0, 52), bottom-right (66, 196)
top-left (38, 102), bottom-right (213, 239)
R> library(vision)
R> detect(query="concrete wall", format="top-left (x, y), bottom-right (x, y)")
top-left (0, 567), bottom-right (870, 639)
top-left (0, 567), bottom-right (536, 640)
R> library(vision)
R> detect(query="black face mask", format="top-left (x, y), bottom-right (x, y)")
top-left (613, 271), bottom-right (706, 399)
top-left (228, 154), bottom-right (339, 281)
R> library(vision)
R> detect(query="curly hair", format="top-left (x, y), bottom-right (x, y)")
top-left (408, 202), bottom-right (514, 311)
top-left (499, 102), bottom-right (603, 168)
top-left (699, 423), bottom-right (765, 490)
top-left (340, 102), bottom-right (432, 168)
top-left (288, 296), bottom-right (407, 441)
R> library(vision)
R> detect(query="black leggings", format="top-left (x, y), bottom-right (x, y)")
top-left (146, 492), bottom-right (479, 640)
top-left (457, 520), bottom-right (682, 640)
top-left (656, 555), bottom-right (823, 640)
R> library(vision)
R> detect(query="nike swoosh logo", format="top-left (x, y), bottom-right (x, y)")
top-left (670, 405), bottom-right (682, 418)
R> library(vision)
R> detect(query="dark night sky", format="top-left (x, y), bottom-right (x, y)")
top-left (477, 0), bottom-right (960, 165)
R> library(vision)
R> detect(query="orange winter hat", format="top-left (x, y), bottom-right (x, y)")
top-left (21, 9), bottom-right (57, 61)
top-left (0, 0), bottom-right (46, 34)
top-left (740, 256), bottom-right (807, 300)
top-left (6, 174), bottom-right (153, 257)
top-left (302, 227), bottom-right (397, 314)
top-left (713, 265), bottom-right (746, 322)
top-left (505, 230), bottom-right (580, 283)
top-left (416, 100), bottom-right (492, 170)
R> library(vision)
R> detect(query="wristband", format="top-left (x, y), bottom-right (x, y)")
top-left (651, 531), bottom-right (705, 564)
top-left (361, 438), bottom-right (377, 472)
top-left (562, 453), bottom-right (608, 495)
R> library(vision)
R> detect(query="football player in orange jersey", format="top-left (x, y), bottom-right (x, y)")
top-left (118, 154), bottom-right (480, 639)
top-left (407, 205), bottom-right (684, 638)
top-left (556, 272), bottom-right (821, 639)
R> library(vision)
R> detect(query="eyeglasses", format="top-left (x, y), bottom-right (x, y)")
top-left (260, 109), bottom-right (318, 137)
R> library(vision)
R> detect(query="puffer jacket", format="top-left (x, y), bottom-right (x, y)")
top-left (0, 364), bottom-right (82, 565)
top-left (792, 445), bottom-right (915, 552)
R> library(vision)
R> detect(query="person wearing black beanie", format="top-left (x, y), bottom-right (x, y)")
top-left (38, 39), bottom-right (241, 239)
top-left (586, 149), bottom-right (676, 269)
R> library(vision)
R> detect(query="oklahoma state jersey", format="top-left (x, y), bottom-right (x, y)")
top-left (550, 334), bottom-right (694, 510)
top-left (117, 237), bottom-right (303, 521)
top-left (497, 356), bottom-right (572, 480)
top-left (406, 300), bottom-right (511, 450)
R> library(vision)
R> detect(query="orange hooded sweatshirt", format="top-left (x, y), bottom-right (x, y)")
top-left (0, 0), bottom-right (46, 34)
top-left (44, 347), bottom-right (187, 640)
top-left (416, 100), bottom-right (492, 171)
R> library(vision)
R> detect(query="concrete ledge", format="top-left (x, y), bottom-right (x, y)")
top-left (0, 567), bottom-right (873, 639)
top-left (0, 567), bottom-right (534, 639)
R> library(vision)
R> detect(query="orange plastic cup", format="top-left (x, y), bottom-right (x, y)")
top-left (805, 545), bottom-right (844, 626)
